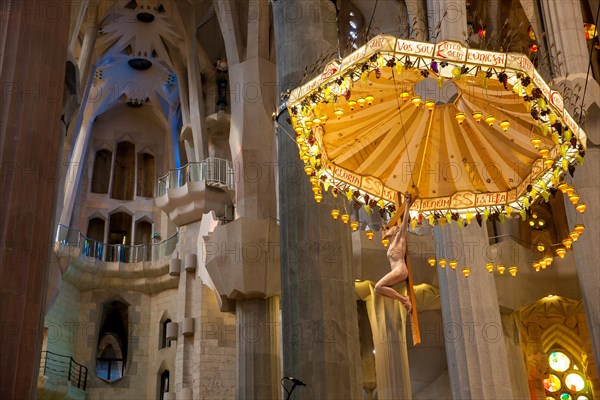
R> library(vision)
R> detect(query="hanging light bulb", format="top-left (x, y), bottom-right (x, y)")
top-left (381, 238), bottom-right (390, 247)
top-left (531, 137), bottom-right (542, 149)
top-left (533, 262), bottom-right (540, 271)
top-left (400, 91), bottom-right (411, 101)
top-left (562, 238), bottom-right (573, 250)
top-left (536, 242), bottom-right (546, 252)
top-left (565, 186), bottom-right (575, 196)
top-left (449, 260), bottom-right (458, 270)
top-left (350, 221), bottom-right (359, 231)
top-left (472, 111), bottom-right (483, 122)
top-left (365, 94), bottom-right (374, 105)
top-left (331, 209), bottom-right (340, 220)
top-left (347, 99), bottom-right (357, 110)
top-left (309, 175), bottom-right (319, 185)
top-left (555, 247), bottom-right (566, 259)
top-left (438, 258), bottom-right (447, 269)
top-left (314, 190), bottom-right (323, 203)
top-left (485, 115), bottom-right (496, 126)
top-left (509, 266), bottom-right (518, 277)
top-left (312, 117), bottom-right (321, 125)
top-left (544, 256), bottom-right (553, 266)
top-left (576, 203), bottom-right (586, 213)
top-left (304, 165), bottom-right (314, 175)
top-left (569, 231), bottom-right (579, 241)
top-left (366, 230), bottom-right (374, 240)
top-left (569, 192), bottom-right (580, 205)
top-left (462, 267), bottom-right (471, 277)
top-left (485, 262), bottom-right (494, 273)
top-left (305, 120), bottom-right (313, 128)
top-left (455, 112), bottom-right (466, 124)
top-left (411, 96), bottom-right (422, 107)
top-left (497, 264), bottom-right (506, 274)
top-left (341, 214), bottom-right (350, 224)
top-left (294, 125), bottom-right (304, 134)
top-left (301, 153), bottom-right (310, 162)
top-left (539, 148), bottom-right (550, 158)
top-left (558, 182), bottom-right (569, 193)
top-left (334, 108), bottom-right (344, 118)
top-left (300, 143), bottom-right (310, 153)
top-left (574, 224), bottom-right (585, 235)
top-left (427, 257), bottom-right (436, 267)
top-left (544, 159), bottom-right (554, 169)
top-left (499, 119), bottom-right (510, 131)
top-left (425, 99), bottom-right (435, 111)
top-left (357, 97), bottom-right (366, 108)
top-left (539, 260), bottom-right (547, 269)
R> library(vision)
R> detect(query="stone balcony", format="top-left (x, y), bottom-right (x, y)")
top-left (155, 157), bottom-right (234, 226)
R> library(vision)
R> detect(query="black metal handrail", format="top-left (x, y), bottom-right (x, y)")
top-left (40, 350), bottom-right (88, 391)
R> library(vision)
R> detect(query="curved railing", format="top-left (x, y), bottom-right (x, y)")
top-left (39, 351), bottom-right (88, 391)
top-left (157, 157), bottom-right (234, 196)
top-left (55, 225), bottom-right (178, 263)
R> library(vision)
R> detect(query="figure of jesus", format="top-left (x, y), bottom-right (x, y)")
top-left (374, 192), bottom-right (415, 312)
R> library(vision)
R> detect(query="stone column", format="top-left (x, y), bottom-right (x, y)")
top-left (364, 284), bottom-right (411, 399)
top-left (236, 297), bottom-right (281, 399)
top-left (78, 21), bottom-right (97, 89)
top-left (426, 0), bottom-right (467, 42)
top-left (0, 1), bottom-right (70, 398)
top-left (539, 0), bottom-right (600, 377)
top-left (434, 223), bottom-right (514, 399)
top-left (273, 1), bottom-right (362, 398)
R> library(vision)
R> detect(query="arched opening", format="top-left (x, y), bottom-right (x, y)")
top-left (137, 152), bottom-right (155, 197)
top-left (160, 318), bottom-right (171, 349)
top-left (87, 217), bottom-right (105, 242)
top-left (111, 141), bottom-right (135, 200)
top-left (159, 370), bottom-right (170, 400)
top-left (107, 211), bottom-right (132, 261)
top-left (96, 300), bottom-right (128, 382)
top-left (134, 219), bottom-right (152, 245)
top-left (91, 149), bottom-right (112, 194)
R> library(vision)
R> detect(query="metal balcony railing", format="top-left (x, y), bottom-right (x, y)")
top-left (39, 351), bottom-right (88, 391)
top-left (157, 157), bottom-right (234, 196)
top-left (55, 224), bottom-right (178, 263)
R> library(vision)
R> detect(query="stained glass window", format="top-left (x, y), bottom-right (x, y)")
top-left (544, 374), bottom-right (562, 392)
top-left (565, 373), bottom-right (586, 392)
top-left (542, 349), bottom-right (593, 400)
top-left (549, 352), bottom-right (571, 372)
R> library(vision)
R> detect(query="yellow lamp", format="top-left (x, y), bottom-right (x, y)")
top-left (449, 260), bottom-right (458, 270)
top-left (472, 111), bottom-right (483, 122)
top-left (544, 256), bottom-right (553, 266)
top-left (485, 262), bottom-right (494, 273)
top-left (485, 115), bottom-right (496, 126)
top-left (365, 94), bottom-right (374, 105)
top-left (533, 262), bottom-right (540, 271)
top-left (312, 117), bottom-right (321, 125)
top-left (294, 125), bottom-right (305, 134)
top-left (555, 247), bottom-right (566, 259)
top-left (574, 224), bottom-right (585, 235)
top-left (427, 257), bottom-right (436, 267)
top-left (381, 238), bottom-right (390, 247)
top-left (562, 238), bottom-right (573, 250)
top-left (531, 137), bottom-right (542, 149)
top-left (569, 192), bottom-right (580, 205)
top-left (304, 165), bottom-right (314, 175)
top-left (570, 231), bottom-right (579, 242)
top-left (463, 267), bottom-right (471, 277)
top-left (539, 148), bottom-right (549, 158)
top-left (544, 159), bottom-right (554, 169)
top-left (576, 203), bottom-right (586, 213)
top-left (565, 186), bottom-right (575, 196)
top-left (536, 242), bottom-right (546, 252)
top-left (439, 258), bottom-right (447, 269)
top-left (305, 120), bottom-right (313, 128)
top-left (497, 264), bottom-right (506, 274)
top-left (455, 112), bottom-right (466, 124)
top-left (341, 214), bottom-right (350, 224)
top-left (314, 191), bottom-right (323, 203)
top-left (300, 143), bottom-right (310, 153)
top-left (499, 119), bottom-right (510, 131)
top-left (400, 91), bottom-right (410, 101)
top-left (425, 99), bottom-right (435, 111)
top-left (309, 175), bottom-right (319, 185)
top-left (509, 266), bottom-right (518, 277)
top-left (347, 99), bottom-right (357, 110)
top-left (411, 96), bottom-right (422, 107)
top-left (350, 221), bottom-right (359, 231)
top-left (366, 230), bottom-right (374, 240)
top-left (331, 209), bottom-right (340, 220)
top-left (357, 97), bottom-right (366, 108)
top-left (296, 135), bottom-right (306, 145)
top-left (301, 153), bottom-right (310, 162)
top-left (334, 108), bottom-right (344, 118)
top-left (558, 182), bottom-right (569, 193)
top-left (540, 260), bottom-right (547, 269)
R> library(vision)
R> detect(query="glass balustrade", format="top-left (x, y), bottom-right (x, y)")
top-left (157, 157), bottom-right (234, 196)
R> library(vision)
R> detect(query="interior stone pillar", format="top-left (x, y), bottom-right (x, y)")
top-left (77, 13), bottom-right (97, 89)
top-left (236, 297), bottom-right (281, 399)
top-left (425, 0), bottom-right (467, 42)
top-left (538, 0), bottom-right (600, 377)
top-left (434, 223), bottom-right (514, 399)
top-left (273, 1), bottom-right (362, 398)
top-left (364, 284), bottom-right (411, 399)
top-left (0, 1), bottom-right (70, 398)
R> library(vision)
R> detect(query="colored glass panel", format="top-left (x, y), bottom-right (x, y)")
top-left (565, 373), bottom-right (585, 392)
top-left (544, 374), bottom-right (561, 392)
top-left (560, 393), bottom-right (572, 400)
top-left (549, 351), bottom-right (571, 372)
